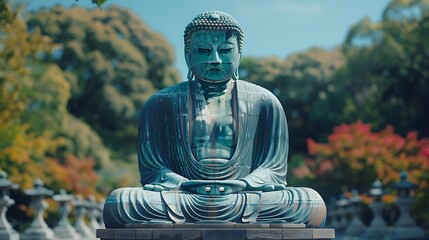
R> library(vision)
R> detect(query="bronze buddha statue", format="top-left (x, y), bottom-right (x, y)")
top-left (103, 11), bottom-right (326, 227)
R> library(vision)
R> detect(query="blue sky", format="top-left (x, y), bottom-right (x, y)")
top-left (25, 0), bottom-right (391, 80)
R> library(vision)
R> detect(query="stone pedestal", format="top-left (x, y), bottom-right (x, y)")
top-left (334, 195), bottom-right (349, 234)
top-left (88, 195), bottom-right (102, 236)
top-left (97, 198), bottom-right (105, 228)
top-left (325, 198), bottom-right (338, 229)
top-left (343, 190), bottom-right (366, 238)
top-left (0, 171), bottom-right (19, 240)
top-left (74, 195), bottom-right (96, 239)
top-left (390, 197), bottom-right (426, 239)
top-left (53, 189), bottom-right (80, 240)
top-left (389, 171), bottom-right (426, 239)
top-left (21, 179), bottom-right (55, 240)
top-left (96, 223), bottom-right (335, 240)
top-left (362, 180), bottom-right (389, 240)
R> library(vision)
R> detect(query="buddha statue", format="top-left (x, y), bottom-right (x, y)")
top-left (103, 11), bottom-right (326, 228)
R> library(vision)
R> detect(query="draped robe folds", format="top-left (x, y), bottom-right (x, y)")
top-left (103, 80), bottom-right (327, 227)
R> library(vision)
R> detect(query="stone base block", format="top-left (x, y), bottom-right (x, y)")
top-left (97, 224), bottom-right (335, 240)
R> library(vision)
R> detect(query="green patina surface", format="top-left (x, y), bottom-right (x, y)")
top-left (103, 11), bottom-right (327, 228)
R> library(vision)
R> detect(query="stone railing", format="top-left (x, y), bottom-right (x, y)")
top-left (3, 169), bottom-right (428, 240)
top-left (326, 171), bottom-right (428, 240)
top-left (0, 171), bottom-right (104, 240)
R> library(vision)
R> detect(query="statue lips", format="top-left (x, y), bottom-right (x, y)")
top-left (207, 66), bottom-right (222, 73)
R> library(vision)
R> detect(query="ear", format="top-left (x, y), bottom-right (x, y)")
top-left (185, 49), bottom-right (191, 69)
top-left (234, 52), bottom-right (242, 68)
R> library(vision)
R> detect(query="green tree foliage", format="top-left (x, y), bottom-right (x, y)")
top-left (27, 6), bottom-right (180, 163)
top-left (240, 1), bottom-right (429, 221)
top-left (0, 0), bottom-right (132, 196)
top-left (241, 0), bottom-right (429, 155)
top-left (0, 2), bottom-right (139, 227)
top-left (342, 0), bottom-right (429, 135)
top-left (240, 48), bottom-right (345, 153)
top-left (0, 0), bottom-right (55, 189)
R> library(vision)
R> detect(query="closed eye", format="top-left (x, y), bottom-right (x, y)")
top-left (197, 48), bottom-right (211, 54)
top-left (219, 48), bottom-right (233, 54)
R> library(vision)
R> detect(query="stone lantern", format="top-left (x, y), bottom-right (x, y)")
top-left (97, 198), bottom-right (105, 228)
top-left (389, 170), bottom-right (426, 239)
top-left (362, 179), bottom-right (389, 239)
top-left (87, 195), bottom-right (101, 235)
top-left (21, 179), bottom-right (55, 240)
top-left (343, 190), bottom-right (366, 238)
top-left (335, 194), bottom-right (349, 233)
top-left (0, 171), bottom-right (19, 240)
top-left (52, 189), bottom-right (80, 239)
top-left (73, 195), bottom-right (95, 239)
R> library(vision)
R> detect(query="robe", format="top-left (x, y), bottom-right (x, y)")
top-left (103, 80), bottom-right (326, 227)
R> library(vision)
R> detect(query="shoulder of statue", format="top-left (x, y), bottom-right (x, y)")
top-left (155, 81), bottom-right (190, 96)
top-left (142, 82), bottom-right (190, 112)
top-left (145, 82), bottom-right (190, 102)
top-left (236, 80), bottom-right (278, 100)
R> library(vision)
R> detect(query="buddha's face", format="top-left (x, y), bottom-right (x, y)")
top-left (187, 31), bottom-right (241, 83)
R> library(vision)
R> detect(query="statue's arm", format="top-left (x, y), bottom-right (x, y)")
top-left (138, 138), bottom-right (189, 191)
top-left (240, 170), bottom-right (286, 192)
top-left (137, 94), bottom-right (188, 192)
top-left (240, 92), bottom-right (288, 192)
top-left (142, 170), bottom-right (189, 191)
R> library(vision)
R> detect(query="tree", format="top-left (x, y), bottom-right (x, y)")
top-left (0, 0), bottom-right (54, 189)
top-left (27, 5), bottom-right (180, 163)
top-left (0, 1), bottom-right (110, 227)
top-left (297, 122), bottom-right (429, 222)
top-left (341, 0), bottom-right (429, 136)
top-left (240, 48), bottom-right (345, 153)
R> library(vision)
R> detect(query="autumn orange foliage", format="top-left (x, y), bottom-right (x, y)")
top-left (306, 121), bottom-right (429, 187)
top-left (300, 121), bottom-right (429, 215)
top-left (46, 156), bottom-right (99, 197)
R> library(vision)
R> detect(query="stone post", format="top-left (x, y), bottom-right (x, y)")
top-left (343, 190), bottom-right (366, 238)
top-left (335, 194), bottom-right (349, 234)
top-left (52, 189), bottom-right (80, 240)
top-left (326, 198), bottom-right (338, 229)
top-left (389, 170), bottom-right (426, 239)
top-left (87, 195), bottom-right (101, 235)
top-left (0, 171), bottom-right (19, 240)
top-left (97, 198), bottom-right (105, 228)
top-left (362, 179), bottom-right (389, 239)
top-left (73, 195), bottom-right (95, 240)
top-left (21, 179), bottom-right (55, 240)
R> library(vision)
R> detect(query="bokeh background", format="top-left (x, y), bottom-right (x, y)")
top-left (1, 0), bottom-right (428, 231)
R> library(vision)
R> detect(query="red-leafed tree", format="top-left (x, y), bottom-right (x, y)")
top-left (294, 121), bottom-right (429, 221)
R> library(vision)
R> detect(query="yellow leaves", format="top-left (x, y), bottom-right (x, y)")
top-left (0, 125), bottom-right (100, 195)
top-left (0, 122), bottom-right (50, 189)
top-left (1, 18), bottom-right (46, 74)
top-left (382, 194), bottom-right (397, 205)
top-left (0, 1), bottom-right (103, 203)
top-left (1, 2), bottom-right (50, 127)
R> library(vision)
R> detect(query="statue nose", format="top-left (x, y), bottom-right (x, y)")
top-left (209, 51), bottom-right (221, 64)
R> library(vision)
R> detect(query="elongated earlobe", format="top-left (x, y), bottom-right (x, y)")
top-left (187, 70), bottom-right (195, 81)
top-left (232, 68), bottom-right (239, 80)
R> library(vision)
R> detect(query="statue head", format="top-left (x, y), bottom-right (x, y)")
top-left (184, 11), bottom-right (244, 82)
